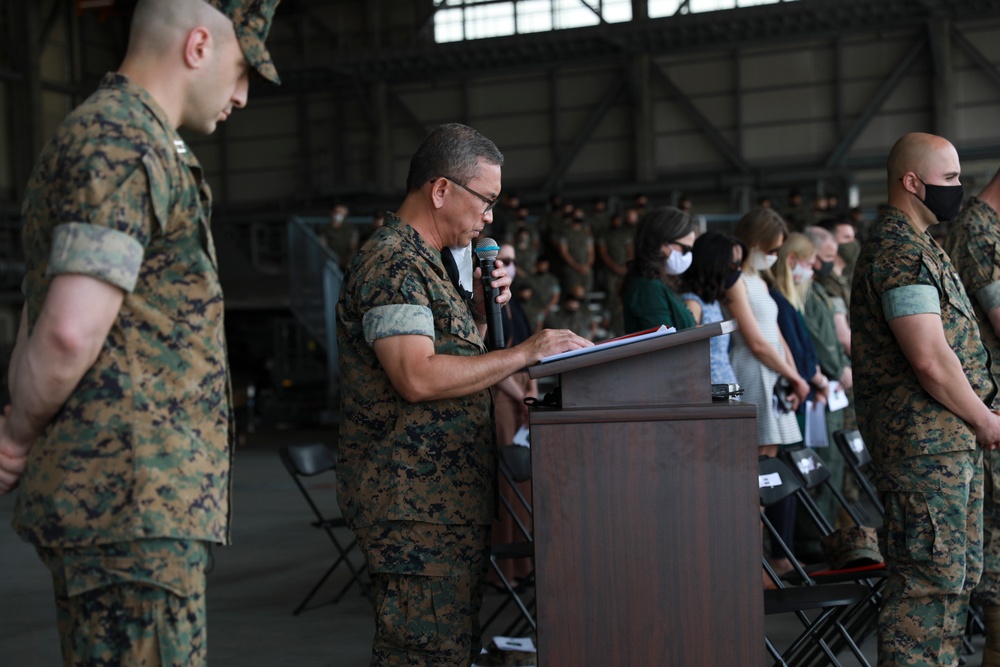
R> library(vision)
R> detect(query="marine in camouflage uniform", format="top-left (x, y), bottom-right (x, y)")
top-left (944, 193), bottom-right (1000, 665)
top-left (852, 204), bottom-right (994, 666)
top-left (336, 124), bottom-right (590, 666)
top-left (557, 216), bottom-right (594, 294)
top-left (337, 211), bottom-right (496, 665)
top-left (1, 1), bottom-right (280, 665)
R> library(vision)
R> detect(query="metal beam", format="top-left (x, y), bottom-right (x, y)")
top-left (575, 1), bottom-right (608, 26)
top-left (38, 0), bottom-right (61, 47)
top-left (650, 62), bottom-right (750, 175)
top-left (951, 26), bottom-right (1000, 95)
top-left (542, 76), bottom-right (627, 192)
top-left (824, 36), bottom-right (927, 169)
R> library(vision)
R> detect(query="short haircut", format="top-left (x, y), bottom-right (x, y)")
top-left (405, 123), bottom-right (504, 193)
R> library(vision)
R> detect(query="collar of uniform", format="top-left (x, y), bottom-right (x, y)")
top-left (99, 72), bottom-right (197, 165)
top-left (877, 204), bottom-right (942, 255)
top-left (383, 211), bottom-right (450, 280)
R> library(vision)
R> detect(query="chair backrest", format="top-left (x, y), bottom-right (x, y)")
top-left (835, 429), bottom-right (872, 467)
top-left (279, 443), bottom-right (338, 523)
top-left (500, 445), bottom-right (531, 484)
top-left (758, 455), bottom-right (803, 507)
top-left (281, 443), bottom-right (337, 477)
top-left (783, 447), bottom-right (832, 491)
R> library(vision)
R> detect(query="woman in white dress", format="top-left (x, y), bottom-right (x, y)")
top-left (727, 208), bottom-right (810, 456)
top-left (728, 208), bottom-right (812, 584)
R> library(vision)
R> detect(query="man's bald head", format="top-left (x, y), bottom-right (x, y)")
top-left (887, 132), bottom-right (958, 186)
top-left (885, 131), bottom-right (963, 230)
top-left (128, 0), bottom-right (235, 60)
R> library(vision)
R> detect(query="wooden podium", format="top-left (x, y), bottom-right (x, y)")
top-left (526, 320), bottom-right (762, 666)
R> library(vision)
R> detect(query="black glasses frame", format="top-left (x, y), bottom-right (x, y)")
top-left (440, 176), bottom-right (499, 214)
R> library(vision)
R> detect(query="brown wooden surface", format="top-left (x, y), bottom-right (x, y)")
top-left (530, 403), bottom-right (762, 666)
top-left (528, 321), bottom-right (738, 410)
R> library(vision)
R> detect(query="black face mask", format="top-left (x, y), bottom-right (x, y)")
top-left (918, 178), bottom-right (964, 222)
top-left (724, 268), bottom-right (742, 289)
top-left (816, 260), bottom-right (834, 278)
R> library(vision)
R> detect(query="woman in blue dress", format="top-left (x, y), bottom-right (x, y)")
top-left (680, 230), bottom-right (744, 385)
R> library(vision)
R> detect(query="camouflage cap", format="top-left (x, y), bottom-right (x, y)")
top-left (206, 0), bottom-right (281, 85)
top-left (820, 525), bottom-right (884, 570)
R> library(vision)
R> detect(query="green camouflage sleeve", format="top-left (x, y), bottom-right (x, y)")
top-left (871, 243), bottom-right (940, 321)
top-left (44, 157), bottom-right (162, 291)
top-left (954, 199), bottom-right (1000, 306)
top-left (47, 222), bottom-right (144, 292)
top-left (363, 304), bottom-right (434, 344)
top-left (976, 281), bottom-right (1000, 313)
top-left (881, 284), bottom-right (941, 320)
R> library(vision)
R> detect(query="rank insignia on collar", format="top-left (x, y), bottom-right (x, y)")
top-left (174, 140), bottom-right (188, 154)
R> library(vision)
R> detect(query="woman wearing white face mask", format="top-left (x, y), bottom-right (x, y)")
top-left (728, 208), bottom-right (811, 460)
top-left (769, 233), bottom-right (829, 404)
top-left (620, 206), bottom-right (698, 333)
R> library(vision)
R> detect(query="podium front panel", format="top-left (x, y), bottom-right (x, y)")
top-left (529, 403), bottom-right (762, 666)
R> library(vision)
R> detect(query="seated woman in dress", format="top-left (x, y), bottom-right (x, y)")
top-left (680, 230), bottom-right (744, 386)
top-left (620, 206), bottom-right (697, 333)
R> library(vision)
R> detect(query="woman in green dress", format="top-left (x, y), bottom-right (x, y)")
top-left (621, 206), bottom-right (698, 332)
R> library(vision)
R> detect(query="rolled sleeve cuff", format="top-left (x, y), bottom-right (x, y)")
top-left (976, 280), bottom-right (1000, 314)
top-left (47, 223), bottom-right (143, 293)
top-left (363, 304), bottom-right (434, 345)
top-left (881, 284), bottom-right (940, 320)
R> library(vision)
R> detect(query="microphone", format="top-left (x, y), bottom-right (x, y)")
top-left (474, 237), bottom-right (505, 351)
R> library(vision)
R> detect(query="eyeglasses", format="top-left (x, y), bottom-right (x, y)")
top-left (440, 176), bottom-right (499, 215)
top-left (498, 257), bottom-right (516, 266)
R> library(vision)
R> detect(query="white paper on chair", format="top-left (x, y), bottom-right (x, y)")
top-left (804, 400), bottom-right (828, 448)
top-left (492, 636), bottom-right (537, 653)
top-left (512, 425), bottom-right (530, 448)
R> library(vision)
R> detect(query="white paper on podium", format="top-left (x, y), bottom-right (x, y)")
top-left (805, 400), bottom-right (829, 448)
top-left (538, 324), bottom-right (675, 364)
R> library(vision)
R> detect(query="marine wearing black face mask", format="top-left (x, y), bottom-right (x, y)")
top-left (916, 176), bottom-right (965, 221)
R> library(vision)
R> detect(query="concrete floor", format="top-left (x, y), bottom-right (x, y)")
top-left (0, 428), bottom-right (979, 666)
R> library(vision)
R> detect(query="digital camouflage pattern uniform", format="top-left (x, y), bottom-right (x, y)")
top-left (12, 72), bottom-right (232, 667)
top-left (336, 212), bottom-right (496, 666)
top-left (558, 221), bottom-right (594, 293)
top-left (852, 206), bottom-right (994, 667)
top-left (945, 197), bottom-right (1000, 609)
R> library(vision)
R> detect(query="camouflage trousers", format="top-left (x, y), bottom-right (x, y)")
top-left (877, 450), bottom-right (984, 667)
top-left (37, 538), bottom-right (209, 667)
top-left (975, 448), bottom-right (1000, 606)
top-left (355, 521), bottom-right (491, 667)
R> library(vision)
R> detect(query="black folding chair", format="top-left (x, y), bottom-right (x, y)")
top-left (834, 429), bottom-right (884, 516)
top-left (481, 444), bottom-right (536, 636)
top-left (782, 447), bottom-right (887, 660)
top-left (279, 443), bottom-right (370, 615)
top-left (759, 455), bottom-right (874, 667)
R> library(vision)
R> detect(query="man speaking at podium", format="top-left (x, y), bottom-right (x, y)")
top-left (336, 123), bottom-right (590, 666)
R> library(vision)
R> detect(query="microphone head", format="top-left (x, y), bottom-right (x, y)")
top-left (474, 237), bottom-right (499, 262)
